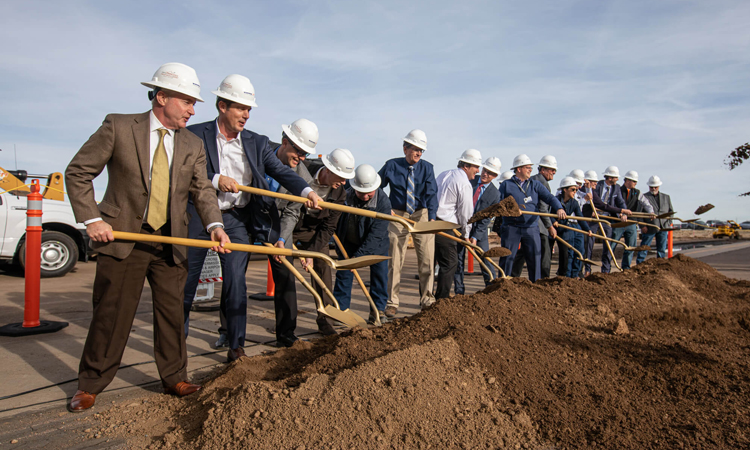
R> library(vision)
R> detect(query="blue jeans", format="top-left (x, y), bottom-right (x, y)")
top-left (334, 257), bottom-right (388, 312)
top-left (611, 224), bottom-right (637, 269)
top-left (637, 230), bottom-right (668, 264)
top-left (559, 228), bottom-right (584, 277)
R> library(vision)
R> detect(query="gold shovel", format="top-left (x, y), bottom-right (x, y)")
top-left (554, 235), bottom-right (601, 267)
top-left (263, 244), bottom-right (366, 328)
top-left (237, 185), bottom-right (458, 234)
top-left (554, 223), bottom-right (651, 253)
top-left (111, 232), bottom-right (389, 270)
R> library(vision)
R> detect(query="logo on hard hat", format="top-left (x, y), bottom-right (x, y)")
top-left (293, 124), bottom-right (301, 133)
top-left (161, 71), bottom-right (179, 79)
top-left (221, 82), bottom-right (233, 89)
top-left (309, 139), bottom-right (317, 145)
top-left (0, 170), bottom-right (6, 181)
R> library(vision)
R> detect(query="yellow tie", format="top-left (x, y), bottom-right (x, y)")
top-left (147, 128), bottom-right (170, 230)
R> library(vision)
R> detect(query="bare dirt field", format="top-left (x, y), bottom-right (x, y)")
top-left (75, 254), bottom-right (750, 450)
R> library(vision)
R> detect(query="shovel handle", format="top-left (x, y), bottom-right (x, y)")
top-left (591, 207), bottom-right (622, 271)
top-left (450, 229), bottom-right (495, 282)
top-left (263, 243), bottom-right (326, 315)
top-left (520, 210), bottom-right (606, 224)
top-left (238, 185), bottom-right (382, 220)
top-left (291, 244), bottom-right (341, 310)
top-left (112, 231), bottom-right (291, 256)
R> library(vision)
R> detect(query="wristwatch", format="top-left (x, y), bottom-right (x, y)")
top-left (208, 224), bottom-right (224, 234)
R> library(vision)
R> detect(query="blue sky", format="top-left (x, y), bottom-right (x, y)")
top-left (2, 0), bottom-right (749, 221)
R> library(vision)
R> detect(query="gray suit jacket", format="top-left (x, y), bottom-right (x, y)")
top-left (531, 173), bottom-right (552, 236)
top-left (643, 191), bottom-right (674, 229)
top-left (65, 112), bottom-right (222, 263)
top-left (276, 162), bottom-right (314, 248)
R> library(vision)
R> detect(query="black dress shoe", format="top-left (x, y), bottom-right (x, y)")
top-left (227, 347), bottom-right (247, 362)
top-left (276, 334), bottom-right (299, 348)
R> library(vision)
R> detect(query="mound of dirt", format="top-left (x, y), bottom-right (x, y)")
top-left (93, 254), bottom-right (750, 449)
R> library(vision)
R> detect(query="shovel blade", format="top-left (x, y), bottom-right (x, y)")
top-left (409, 220), bottom-right (459, 234)
top-left (484, 246), bottom-right (512, 258)
top-left (609, 221), bottom-right (633, 229)
top-left (694, 203), bottom-right (714, 215)
top-left (334, 255), bottom-right (391, 270)
top-left (323, 305), bottom-right (367, 328)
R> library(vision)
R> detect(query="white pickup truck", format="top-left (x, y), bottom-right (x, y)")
top-left (0, 168), bottom-right (90, 277)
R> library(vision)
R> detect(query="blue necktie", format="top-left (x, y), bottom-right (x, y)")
top-left (406, 166), bottom-right (416, 214)
top-left (265, 175), bottom-right (280, 193)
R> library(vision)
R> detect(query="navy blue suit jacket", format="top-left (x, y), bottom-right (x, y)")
top-left (592, 180), bottom-right (627, 220)
top-left (468, 178), bottom-right (500, 241)
top-left (187, 120), bottom-right (309, 242)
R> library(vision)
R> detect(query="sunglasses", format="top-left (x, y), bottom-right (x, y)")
top-left (288, 140), bottom-right (308, 157)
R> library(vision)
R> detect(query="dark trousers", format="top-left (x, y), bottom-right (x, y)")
top-left (454, 236), bottom-right (495, 294)
top-left (511, 232), bottom-right (551, 278)
top-left (600, 222), bottom-right (615, 273)
top-left (334, 253), bottom-right (388, 311)
top-left (556, 234), bottom-right (569, 277)
top-left (434, 233), bottom-right (458, 299)
top-left (183, 208), bottom-right (250, 350)
top-left (612, 224), bottom-right (638, 269)
top-left (583, 234), bottom-right (595, 273)
top-left (79, 224), bottom-right (187, 394)
top-left (500, 225), bottom-right (542, 282)
top-left (271, 229), bottom-right (335, 338)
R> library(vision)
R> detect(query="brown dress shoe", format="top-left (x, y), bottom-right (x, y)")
top-left (68, 390), bottom-right (96, 412)
top-left (227, 347), bottom-right (247, 362)
top-left (164, 381), bottom-right (202, 397)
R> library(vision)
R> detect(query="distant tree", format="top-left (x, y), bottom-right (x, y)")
top-left (726, 143), bottom-right (750, 196)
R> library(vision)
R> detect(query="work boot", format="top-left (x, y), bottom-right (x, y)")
top-left (384, 306), bottom-right (398, 317)
top-left (368, 311), bottom-right (389, 325)
top-left (316, 316), bottom-right (337, 336)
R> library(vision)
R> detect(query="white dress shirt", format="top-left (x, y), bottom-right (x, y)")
top-left (211, 120), bottom-right (252, 210)
top-left (435, 168), bottom-right (474, 238)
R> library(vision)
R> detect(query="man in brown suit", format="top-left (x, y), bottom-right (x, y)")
top-left (64, 63), bottom-right (230, 412)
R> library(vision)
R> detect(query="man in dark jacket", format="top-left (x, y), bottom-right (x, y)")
top-left (612, 170), bottom-right (654, 269)
top-left (511, 155), bottom-right (557, 279)
top-left (454, 157), bottom-right (501, 294)
top-left (586, 166), bottom-right (631, 274)
top-left (181, 75), bottom-right (319, 362)
top-left (333, 165), bottom-right (391, 324)
top-left (272, 149), bottom-right (354, 346)
top-left (498, 154), bottom-right (566, 282)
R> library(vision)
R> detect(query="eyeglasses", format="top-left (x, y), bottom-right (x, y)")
top-left (288, 140), bottom-right (308, 157)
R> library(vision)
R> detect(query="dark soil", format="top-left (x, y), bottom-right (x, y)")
top-left (91, 254), bottom-right (750, 449)
top-left (484, 246), bottom-right (512, 258)
top-left (469, 197), bottom-right (521, 223)
top-left (694, 204), bottom-right (715, 215)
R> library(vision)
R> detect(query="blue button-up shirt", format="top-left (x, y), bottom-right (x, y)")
top-left (378, 157), bottom-right (438, 220)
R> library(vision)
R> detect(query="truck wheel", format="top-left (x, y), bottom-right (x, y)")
top-left (19, 231), bottom-right (79, 278)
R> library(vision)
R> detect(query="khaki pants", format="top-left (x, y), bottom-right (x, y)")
top-left (387, 208), bottom-right (435, 307)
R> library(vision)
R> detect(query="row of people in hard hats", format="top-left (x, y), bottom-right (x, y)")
top-left (61, 61), bottom-right (674, 414)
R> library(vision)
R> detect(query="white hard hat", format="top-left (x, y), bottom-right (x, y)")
top-left (584, 170), bottom-right (599, 182)
top-left (282, 118), bottom-right (318, 154)
top-left (568, 169), bottom-right (585, 184)
top-left (511, 154), bottom-right (533, 169)
top-left (141, 62), bottom-right (204, 102)
top-left (482, 157), bottom-right (502, 174)
top-left (322, 148), bottom-right (356, 179)
top-left (499, 171), bottom-right (514, 182)
top-left (647, 175), bottom-right (662, 187)
top-left (559, 176), bottom-right (578, 189)
top-left (603, 165), bottom-right (620, 178)
top-left (403, 129), bottom-right (427, 151)
top-left (623, 170), bottom-right (639, 182)
top-left (212, 74), bottom-right (258, 108)
top-left (538, 155), bottom-right (558, 170)
top-left (458, 149), bottom-right (483, 166)
top-left (350, 164), bottom-right (381, 193)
